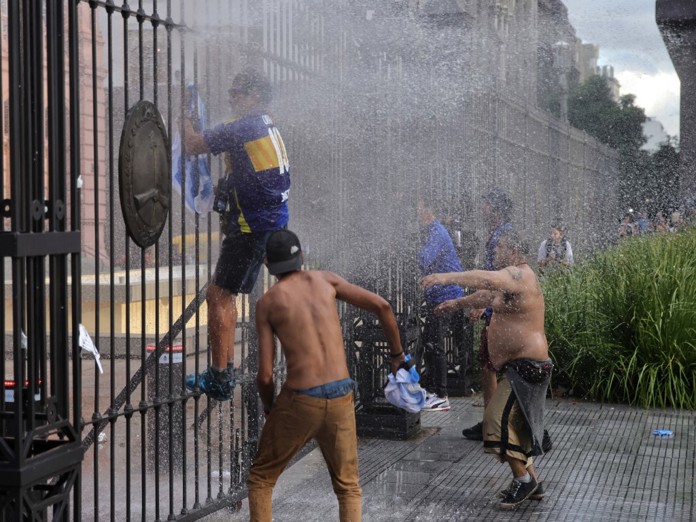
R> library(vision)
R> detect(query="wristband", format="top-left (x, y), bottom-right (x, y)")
top-left (389, 350), bottom-right (405, 358)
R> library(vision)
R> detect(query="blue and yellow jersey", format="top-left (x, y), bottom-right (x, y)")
top-left (203, 111), bottom-right (290, 233)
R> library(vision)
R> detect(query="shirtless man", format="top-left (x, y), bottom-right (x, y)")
top-left (248, 229), bottom-right (405, 522)
top-left (421, 232), bottom-right (553, 510)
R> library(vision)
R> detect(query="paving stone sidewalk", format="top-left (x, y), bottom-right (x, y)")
top-left (205, 396), bottom-right (695, 521)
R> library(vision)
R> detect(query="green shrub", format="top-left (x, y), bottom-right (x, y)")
top-left (542, 228), bottom-right (696, 409)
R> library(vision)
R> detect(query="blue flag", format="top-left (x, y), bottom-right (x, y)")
top-left (172, 83), bottom-right (213, 214)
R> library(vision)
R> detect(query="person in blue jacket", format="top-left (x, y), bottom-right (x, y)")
top-left (417, 196), bottom-right (466, 411)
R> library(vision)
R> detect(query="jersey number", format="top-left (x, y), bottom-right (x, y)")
top-left (268, 127), bottom-right (289, 175)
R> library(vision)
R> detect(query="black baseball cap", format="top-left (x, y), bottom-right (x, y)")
top-left (266, 230), bottom-right (302, 275)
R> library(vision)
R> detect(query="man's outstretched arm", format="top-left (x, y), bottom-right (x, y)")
top-left (433, 290), bottom-right (496, 315)
top-left (421, 266), bottom-right (523, 294)
top-left (327, 272), bottom-right (405, 373)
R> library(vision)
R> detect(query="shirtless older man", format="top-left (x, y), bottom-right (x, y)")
top-left (421, 232), bottom-right (553, 510)
top-left (248, 229), bottom-right (405, 522)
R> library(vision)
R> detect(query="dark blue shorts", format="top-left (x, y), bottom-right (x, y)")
top-left (212, 229), bottom-right (274, 294)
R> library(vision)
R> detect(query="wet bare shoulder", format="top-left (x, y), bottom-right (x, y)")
top-left (317, 270), bottom-right (345, 288)
top-left (258, 281), bottom-right (288, 309)
top-left (318, 270), bottom-right (341, 282)
top-left (504, 266), bottom-right (523, 281)
top-left (255, 291), bottom-right (272, 315)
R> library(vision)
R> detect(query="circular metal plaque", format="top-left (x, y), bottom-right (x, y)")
top-left (118, 100), bottom-right (171, 249)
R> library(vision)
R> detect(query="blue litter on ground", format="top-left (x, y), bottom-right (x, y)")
top-left (652, 429), bottom-right (674, 439)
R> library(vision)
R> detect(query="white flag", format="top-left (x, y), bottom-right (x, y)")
top-left (78, 324), bottom-right (104, 374)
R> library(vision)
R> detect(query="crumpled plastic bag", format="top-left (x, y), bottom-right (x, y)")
top-left (384, 355), bottom-right (426, 413)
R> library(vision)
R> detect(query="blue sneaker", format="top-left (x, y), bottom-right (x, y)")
top-left (185, 367), bottom-right (235, 401)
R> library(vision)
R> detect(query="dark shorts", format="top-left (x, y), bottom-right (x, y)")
top-left (212, 229), bottom-right (274, 294)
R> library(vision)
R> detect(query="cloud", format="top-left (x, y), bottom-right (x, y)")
top-left (563, 0), bottom-right (680, 137)
top-left (616, 70), bottom-right (680, 137)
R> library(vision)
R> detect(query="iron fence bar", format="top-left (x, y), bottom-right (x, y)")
top-left (183, 4), bottom-right (202, 514)
top-left (164, 1), bottom-right (176, 518)
top-left (88, 5), bottom-right (103, 519)
top-left (103, 2), bottom-right (119, 519)
top-left (27, 0), bottom-right (45, 437)
top-left (173, 0), bottom-right (203, 514)
top-left (29, 1), bottom-right (46, 440)
top-left (121, 7), bottom-right (134, 519)
top-left (49, 3), bottom-right (82, 519)
top-left (135, 4), bottom-right (149, 521)
top-left (139, 226), bottom-right (149, 511)
top-left (189, 0), bottom-right (208, 509)
top-left (48, 0), bottom-right (68, 421)
top-left (0, 0), bottom-right (4, 432)
top-left (219, 0), bottom-right (235, 496)
top-left (219, 1), bottom-right (237, 497)
top-left (152, 0), bottom-right (165, 518)
top-left (174, 0), bottom-right (186, 516)
top-left (7, 0), bottom-right (29, 454)
top-left (68, 1), bottom-right (84, 518)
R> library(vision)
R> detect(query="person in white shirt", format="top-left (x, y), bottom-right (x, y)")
top-left (537, 223), bottom-right (573, 268)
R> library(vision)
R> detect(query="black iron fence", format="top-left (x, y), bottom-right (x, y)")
top-left (0, 1), bottom-right (620, 520)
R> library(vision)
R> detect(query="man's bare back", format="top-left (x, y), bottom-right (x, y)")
top-left (256, 270), bottom-right (351, 390)
top-left (255, 265), bottom-right (404, 413)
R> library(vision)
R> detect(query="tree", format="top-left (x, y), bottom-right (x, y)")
top-left (646, 140), bottom-right (680, 214)
top-left (568, 76), bottom-right (646, 152)
top-left (568, 76), bottom-right (618, 145)
top-left (568, 75), bottom-right (648, 212)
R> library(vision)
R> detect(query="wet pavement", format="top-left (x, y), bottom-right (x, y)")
top-left (203, 396), bottom-right (694, 521)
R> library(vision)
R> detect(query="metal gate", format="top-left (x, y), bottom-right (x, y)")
top-left (0, 0), bottom-right (83, 519)
top-left (0, 1), bottom-right (621, 520)
top-left (72, 2), bottom-right (312, 520)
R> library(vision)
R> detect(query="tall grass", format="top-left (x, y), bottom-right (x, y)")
top-left (542, 228), bottom-right (696, 409)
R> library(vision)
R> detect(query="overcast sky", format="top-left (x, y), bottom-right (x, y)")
top-left (563, 0), bottom-right (680, 138)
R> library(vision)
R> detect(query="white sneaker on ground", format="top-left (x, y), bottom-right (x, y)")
top-left (423, 395), bottom-right (450, 411)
